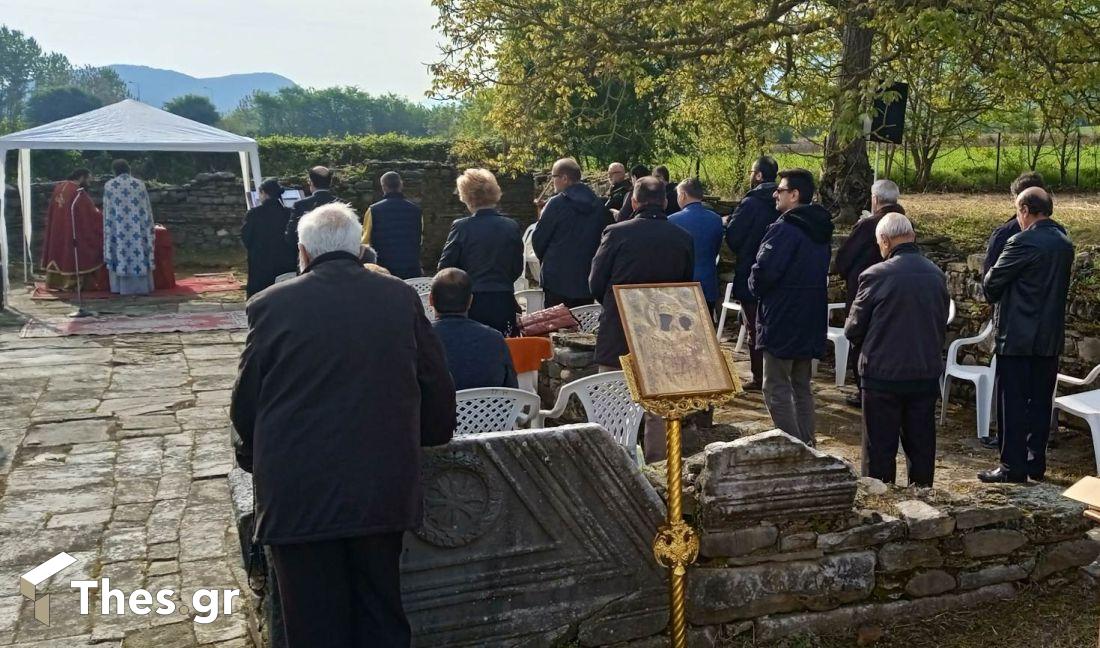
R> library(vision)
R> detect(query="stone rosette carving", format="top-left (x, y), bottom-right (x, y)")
top-left (415, 452), bottom-right (504, 548)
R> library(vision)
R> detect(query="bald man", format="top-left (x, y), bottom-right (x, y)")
top-left (605, 162), bottom-right (632, 214)
top-left (978, 186), bottom-right (1073, 484)
top-left (285, 166), bottom-right (342, 248)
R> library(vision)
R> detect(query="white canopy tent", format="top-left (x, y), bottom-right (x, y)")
top-left (0, 99), bottom-right (262, 307)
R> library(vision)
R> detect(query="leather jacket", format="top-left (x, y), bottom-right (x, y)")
top-left (983, 219), bottom-right (1074, 357)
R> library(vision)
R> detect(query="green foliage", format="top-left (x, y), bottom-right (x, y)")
top-left (256, 134), bottom-right (453, 173)
top-left (0, 24), bottom-right (127, 132)
top-left (164, 94), bottom-right (220, 125)
top-left (0, 25), bottom-right (43, 129)
top-left (25, 86), bottom-right (102, 125)
top-left (225, 87), bottom-right (455, 138)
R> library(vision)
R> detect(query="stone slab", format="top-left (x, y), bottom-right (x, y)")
top-left (696, 431), bottom-right (857, 529)
top-left (754, 583), bottom-right (1017, 641)
top-left (896, 500), bottom-right (955, 539)
top-left (963, 529), bottom-right (1028, 558)
top-left (24, 419), bottom-right (111, 446)
top-left (818, 516), bottom-right (904, 552)
top-left (1032, 538), bottom-right (1100, 581)
top-left (236, 425), bottom-right (669, 648)
top-left (687, 551), bottom-right (876, 624)
top-left (878, 542), bottom-right (943, 573)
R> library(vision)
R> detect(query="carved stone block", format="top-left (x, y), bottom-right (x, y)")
top-left (696, 430), bottom-right (858, 530)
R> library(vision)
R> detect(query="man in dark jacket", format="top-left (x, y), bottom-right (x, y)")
top-left (241, 178), bottom-right (297, 297)
top-left (979, 171), bottom-right (1051, 449)
top-left (361, 171), bottom-right (423, 279)
top-left (978, 187), bottom-right (1074, 484)
top-left (654, 165), bottom-right (681, 215)
top-left (430, 268), bottom-right (518, 390)
top-left (614, 164), bottom-right (651, 223)
top-left (982, 171), bottom-right (1048, 277)
top-left (834, 179), bottom-right (905, 407)
top-left (590, 176), bottom-right (694, 462)
top-left (749, 168), bottom-right (834, 446)
top-left (533, 158), bottom-right (612, 307)
top-left (231, 203), bottom-right (456, 647)
top-left (844, 213), bottom-right (949, 486)
top-left (284, 166), bottom-right (341, 248)
top-left (605, 162), bottom-right (632, 214)
top-left (724, 156), bottom-right (780, 388)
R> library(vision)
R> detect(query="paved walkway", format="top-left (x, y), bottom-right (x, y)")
top-left (0, 291), bottom-right (253, 648)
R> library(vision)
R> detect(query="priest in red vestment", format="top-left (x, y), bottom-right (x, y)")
top-left (40, 169), bottom-right (107, 290)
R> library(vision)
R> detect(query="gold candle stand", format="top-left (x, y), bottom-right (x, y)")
top-left (620, 352), bottom-right (739, 648)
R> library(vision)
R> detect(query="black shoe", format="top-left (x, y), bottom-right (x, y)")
top-left (979, 435), bottom-right (1000, 450)
top-left (845, 392), bottom-right (862, 408)
top-left (1029, 473), bottom-right (1046, 483)
top-left (977, 467), bottom-right (1027, 483)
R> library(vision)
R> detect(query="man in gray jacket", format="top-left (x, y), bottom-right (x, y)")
top-left (844, 213), bottom-right (949, 486)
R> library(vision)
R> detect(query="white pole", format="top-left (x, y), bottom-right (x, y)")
top-left (0, 151), bottom-right (9, 309)
top-left (17, 149), bottom-right (31, 282)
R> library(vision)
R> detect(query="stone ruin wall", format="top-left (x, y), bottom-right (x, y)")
top-left (3, 162), bottom-right (537, 273)
top-left (228, 424), bottom-right (1100, 647)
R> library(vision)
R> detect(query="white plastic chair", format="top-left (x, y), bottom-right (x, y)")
top-left (947, 299), bottom-right (956, 326)
top-left (522, 223), bottom-right (541, 284)
top-left (940, 320), bottom-right (996, 439)
top-left (824, 302), bottom-right (850, 387)
top-left (454, 387), bottom-right (542, 436)
top-left (419, 291), bottom-right (436, 321)
top-left (1052, 365), bottom-right (1100, 473)
top-left (715, 282), bottom-right (747, 353)
top-left (570, 304), bottom-right (603, 333)
top-left (532, 372), bottom-right (644, 456)
top-left (515, 289), bottom-right (545, 314)
top-left (405, 276), bottom-right (433, 293)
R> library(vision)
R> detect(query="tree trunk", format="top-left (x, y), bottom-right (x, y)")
top-left (820, 2), bottom-right (874, 226)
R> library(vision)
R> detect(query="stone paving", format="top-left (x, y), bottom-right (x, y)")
top-left (0, 289), bottom-right (253, 648)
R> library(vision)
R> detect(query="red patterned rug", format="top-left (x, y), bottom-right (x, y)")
top-left (31, 273), bottom-right (242, 301)
top-left (20, 310), bottom-right (248, 338)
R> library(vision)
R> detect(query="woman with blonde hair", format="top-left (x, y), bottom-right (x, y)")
top-left (438, 168), bottom-right (524, 335)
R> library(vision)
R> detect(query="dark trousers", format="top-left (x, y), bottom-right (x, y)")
top-left (849, 344), bottom-right (862, 390)
top-left (268, 533), bottom-right (409, 648)
top-left (997, 355), bottom-right (1059, 479)
top-left (741, 301), bottom-right (763, 384)
top-left (862, 389), bottom-right (937, 486)
top-left (544, 290), bottom-right (593, 309)
top-left (469, 290), bottom-right (520, 337)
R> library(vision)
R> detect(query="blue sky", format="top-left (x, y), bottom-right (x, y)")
top-left (0, 0), bottom-right (442, 99)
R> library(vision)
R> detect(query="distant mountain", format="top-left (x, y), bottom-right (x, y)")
top-left (108, 65), bottom-right (296, 113)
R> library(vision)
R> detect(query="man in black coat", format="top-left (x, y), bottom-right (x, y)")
top-left (533, 158), bottom-right (613, 308)
top-left (614, 164), bottom-right (651, 223)
top-left (231, 203), bottom-right (456, 647)
top-left (361, 171), bottom-right (423, 279)
top-left (241, 179), bottom-right (297, 297)
top-left (605, 162), bottom-right (632, 214)
top-left (748, 168), bottom-right (834, 446)
top-left (844, 213), bottom-right (949, 487)
top-left (978, 187), bottom-right (1074, 484)
top-left (724, 156), bottom-right (780, 389)
top-left (654, 165), bottom-right (681, 216)
top-left (834, 178), bottom-right (905, 407)
top-left (430, 268), bottom-right (518, 390)
top-left (284, 166), bottom-right (342, 248)
top-left (979, 171), bottom-right (1051, 449)
top-left (590, 176), bottom-right (694, 462)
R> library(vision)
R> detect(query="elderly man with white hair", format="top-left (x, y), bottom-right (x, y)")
top-left (605, 162), bottom-right (632, 214)
top-left (843, 212), bottom-right (949, 487)
top-left (834, 178), bottom-right (905, 407)
top-left (231, 202), bottom-right (456, 646)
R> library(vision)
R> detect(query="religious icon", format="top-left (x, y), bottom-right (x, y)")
top-left (613, 282), bottom-right (735, 399)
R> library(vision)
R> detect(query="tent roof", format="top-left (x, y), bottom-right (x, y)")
top-left (0, 99), bottom-right (257, 153)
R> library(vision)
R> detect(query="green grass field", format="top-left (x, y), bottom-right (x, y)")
top-left (667, 143), bottom-right (1100, 198)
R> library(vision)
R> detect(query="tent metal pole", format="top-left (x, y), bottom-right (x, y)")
top-left (0, 151), bottom-right (9, 309)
